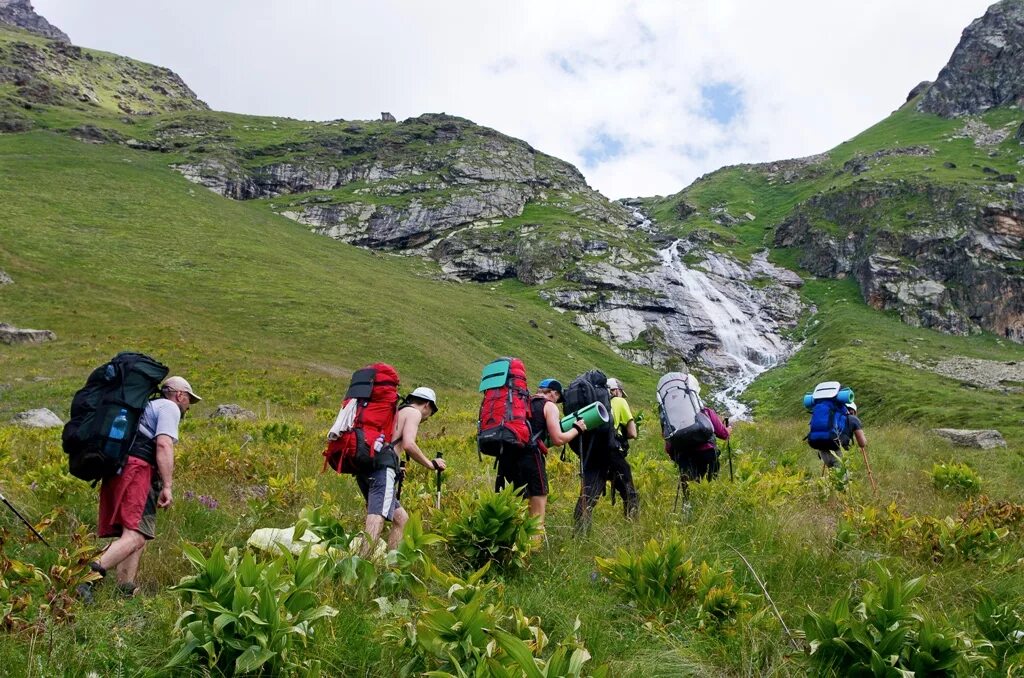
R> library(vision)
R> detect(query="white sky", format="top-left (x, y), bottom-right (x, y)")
top-left (34, 0), bottom-right (993, 199)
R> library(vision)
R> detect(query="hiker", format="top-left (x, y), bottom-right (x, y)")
top-left (496, 378), bottom-right (586, 535)
top-left (84, 376), bottom-right (201, 599)
top-left (666, 375), bottom-right (731, 482)
top-left (358, 387), bottom-right (445, 552)
top-left (605, 378), bottom-right (639, 518)
top-left (819, 401), bottom-right (867, 470)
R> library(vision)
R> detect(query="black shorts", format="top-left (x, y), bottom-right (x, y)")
top-left (495, 446), bottom-right (548, 498)
top-left (672, 446), bottom-right (719, 481)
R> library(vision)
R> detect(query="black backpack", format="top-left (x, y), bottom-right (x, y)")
top-left (562, 370), bottom-right (616, 458)
top-left (62, 352), bottom-right (169, 481)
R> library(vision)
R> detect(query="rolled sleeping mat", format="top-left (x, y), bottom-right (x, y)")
top-left (560, 401), bottom-right (609, 432)
top-left (802, 393), bottom-right (814, 411)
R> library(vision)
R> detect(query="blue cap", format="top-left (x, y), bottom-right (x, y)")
top-left (538, 378), bottom-right (564, 402)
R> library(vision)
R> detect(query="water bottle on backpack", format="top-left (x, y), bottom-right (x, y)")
top-left (103, 408), bottom-right (129, 459)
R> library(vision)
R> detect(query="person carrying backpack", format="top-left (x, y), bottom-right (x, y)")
top-left (496, 378), bottom-right (586, 538)
top-left (605, 378), bottom-right (639, 518)
top-left (819, 401), bottom-right (870, 479)
top-left (359, 387), bottom-right (445, 553)
top-left (663, 375), bottom-right (730, 482)
top-left (81, 375), bottom-right (201, 600)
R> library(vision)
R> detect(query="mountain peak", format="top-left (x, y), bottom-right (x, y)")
top-left (0, 0), bottom-right (69, 43)
top-left (918, 0), bottom-right (1024, 116)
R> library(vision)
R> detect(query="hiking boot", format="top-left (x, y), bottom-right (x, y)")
top-left (117, 582), bottom-right (139, 598)
top-left (76, 562), bottom-right (107, 604)
top-left (75, 582), bottom-right (96, 604)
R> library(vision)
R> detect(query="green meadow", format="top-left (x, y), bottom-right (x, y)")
top-left (1, 124), bottom-right (1022, 676)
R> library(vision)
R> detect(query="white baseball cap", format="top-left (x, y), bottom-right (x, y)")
top-left (606, 378), bottom-right (627, 397)
top-left (847, 401), bottom-right (858, 413)
top-left (410, 386), bottom-right (438, 413)
top-left (163, 375), bottom-right (202, 402)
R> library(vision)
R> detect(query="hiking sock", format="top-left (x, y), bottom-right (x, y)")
top-left (89, 561), bottom-right (107, 578)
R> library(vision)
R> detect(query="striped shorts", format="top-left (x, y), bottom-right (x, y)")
top-left (356, 466), bottom-right (401, 521)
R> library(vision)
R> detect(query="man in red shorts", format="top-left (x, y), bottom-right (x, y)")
top-left (82, 375), bottom-right (201, 599)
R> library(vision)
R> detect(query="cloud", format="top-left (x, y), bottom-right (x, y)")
top-left (35, 0), bottom-right (994, 199)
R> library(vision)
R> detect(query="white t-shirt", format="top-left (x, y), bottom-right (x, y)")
top-left (138, 398), bottom-right (181, 443)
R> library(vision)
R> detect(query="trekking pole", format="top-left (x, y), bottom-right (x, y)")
top-left (725, 417), bottom-right (734, 482)
top-left (730, 546), bottom-right (801, 651)
top-left (434, 452), bottom-right (443, 510)
top-left (0, 487), bottom-right (51, 548)
top-left (860, 446), bottom-right (878, 494)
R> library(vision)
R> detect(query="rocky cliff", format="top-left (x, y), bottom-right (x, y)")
top-left (775, 181), bottom-right (1024, 340)
top-left (643, 0), bottom-right (1024, 350)
top-left (0, 0), bottom-right (68, 43)
top-left (918, 0), bottom-right (1024, 117)
top-left (168, 113), bottom-right (639, 286)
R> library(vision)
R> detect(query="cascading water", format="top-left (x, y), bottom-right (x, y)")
top-left (659, 241), bottom-right (792, 418)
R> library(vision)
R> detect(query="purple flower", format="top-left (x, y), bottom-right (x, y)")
top-left (198, 495), bottom-right (219, 510)
top-left (29, 482), bottom-right (37, 491)
top-left (184, 490), bottom-right (195, 501)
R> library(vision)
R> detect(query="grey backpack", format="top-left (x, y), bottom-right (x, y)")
top-left (656, 372), bottom-right (714, 448)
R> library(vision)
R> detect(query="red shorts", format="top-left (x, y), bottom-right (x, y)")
top-left (98, 457), bottom-right (159, 539)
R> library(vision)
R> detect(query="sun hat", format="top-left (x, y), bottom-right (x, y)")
top-left (410, 386), bottom-right (439, 413)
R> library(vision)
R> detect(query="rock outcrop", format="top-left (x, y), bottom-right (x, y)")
top-left (544, 237), bottom-right (803, 406)
top-left (930, 428), bottom-right (1007, 449)
top-left (775, 181), bottom-right (1024, 341)
top-left (0, 322), bottom-right (55, 345)
top-left (172, 114), bottom-right (636, 286)
top-left (0, 269), bottom-right (11, 285)
top-left (918, 0), bottom-right (1024, 117)
top-left (12, 408), bottom-right (63, 428)
top-left (0, 27), bottom-right (207, 115)
top-left (212, 404), bottom-right (257, 421)
top-left (0, 0), bottom-right (69, 42)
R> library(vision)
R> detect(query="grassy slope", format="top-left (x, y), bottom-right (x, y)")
top-left (0, 40), bottom-right (1021, 674)
top-left (0, 131), bottom-right (1021, 677)
top-left (644, 100), bottom-right (1024, 258)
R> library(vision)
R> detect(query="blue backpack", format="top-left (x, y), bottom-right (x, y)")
top-left (803, 381), bottom-right (853, 452)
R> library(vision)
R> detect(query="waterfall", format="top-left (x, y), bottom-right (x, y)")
top-left (659, 242), bottom-right (791, 418)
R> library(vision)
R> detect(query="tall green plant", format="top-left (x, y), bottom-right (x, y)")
top-left (802, 564), bottom-right (975, 676)
top-left (595, 534), bottom-right (750, 624)
top-left (167, 542), bottom-right (337, 676)
top-left (392, 566), bottom-right (602, 677)
top-left (446, 484), bottom-right (542, 573)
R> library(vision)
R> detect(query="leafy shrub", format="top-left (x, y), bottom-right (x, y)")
top-left (837, 502), bottom-right (1012, 563)
top-left (167, 542), bottom-right (337, 676)
top-left (931, 461), bottom-right (982, 496)
top-left (333, 514), bottom-right (443, 599)
top-left (445, 484), bottom-right (542, 573)
top-left (973, 592), bottom-right (1024, 673)
top-left (802, 564), bottom-right (975, 676)
top-left (958, 495), bottom-right (1024, 532)
top-left (0, 522), bottom-right (98, 631)
top-left (595, 534), bottom-right (750, 624)
top-left (391, 567), bottom-right (602, 677)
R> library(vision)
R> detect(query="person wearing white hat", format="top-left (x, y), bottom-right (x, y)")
top-left (84, 375), bottom-right (201, 599)
top-left (359, 386), bottom-right (446, 552)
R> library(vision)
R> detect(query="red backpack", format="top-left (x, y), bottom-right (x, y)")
top-left (477, 357), bottom-right (532, 457)
top-left (323, 363), bottom-right (400, 474)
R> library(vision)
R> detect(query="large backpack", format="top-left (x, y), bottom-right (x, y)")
top-left (656, 371), bottom-right (714, 450)
top-left (62, 352), bottom-right (169, 482)
top-left (563, 370), bottom-right (615, 457)
top-left (477, 357), bottom-right (532, 457)
top-left (804, 381), bottom-right (854, 452)
top-left (323, 363), bottom-right (400, 474)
